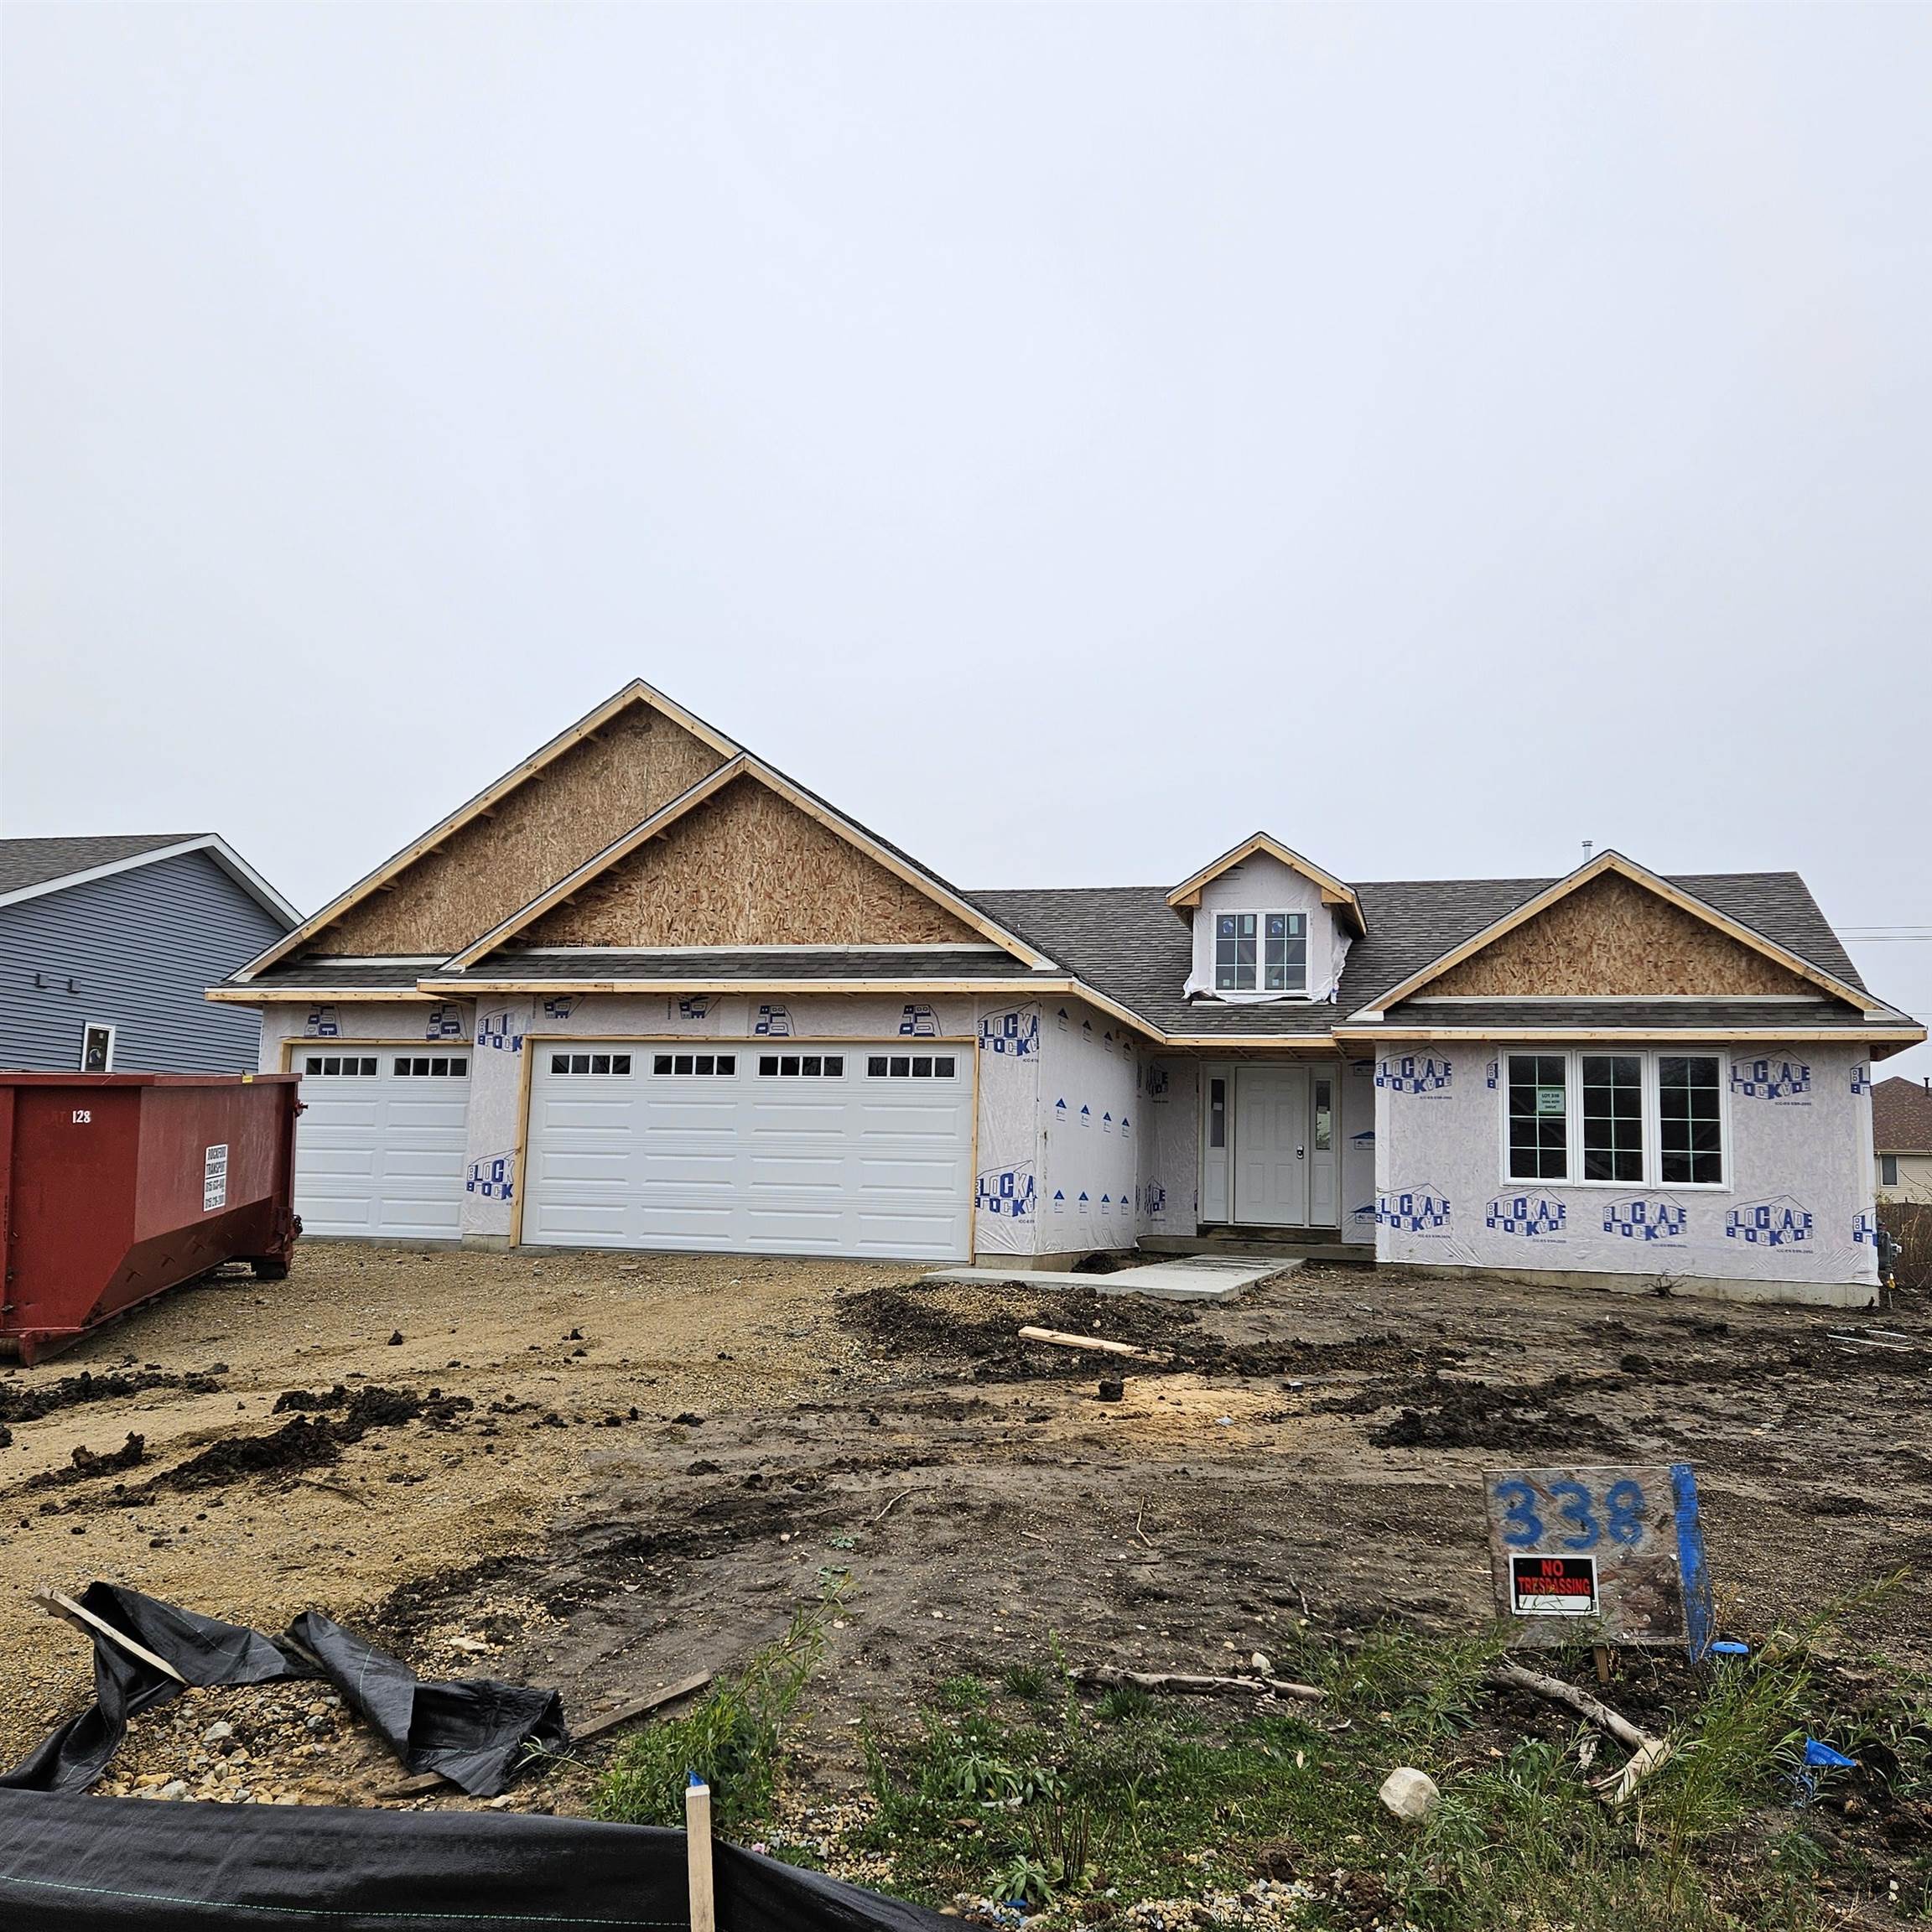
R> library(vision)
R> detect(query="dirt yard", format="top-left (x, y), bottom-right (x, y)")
top-left (2, 1241), bottom-right (1928, 1816)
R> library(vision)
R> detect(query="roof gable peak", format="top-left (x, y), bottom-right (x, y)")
top-left (1357, 847), bottom-right (1881, 1015)
top-left (1166, 832), bottom-right (1364, 933)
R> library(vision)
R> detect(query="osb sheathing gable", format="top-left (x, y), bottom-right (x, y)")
top-left (309, 706), bottom-right (729, 958)
top-left (522, 777), bottom-right (983, 948)
top-left (1424, 872), bottom-right (1826, 1000)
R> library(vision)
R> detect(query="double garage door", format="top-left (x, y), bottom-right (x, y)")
top-left (293, 1048), bottom-right (472, 1239)
top-left (524, 1041), bottom-right (974, 1261)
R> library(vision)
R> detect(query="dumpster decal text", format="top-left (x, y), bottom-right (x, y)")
top-left (203, 1144), bottom-right (230, 1214)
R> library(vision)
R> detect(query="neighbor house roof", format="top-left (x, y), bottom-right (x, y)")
top-left (1873, 1076), bottom-right (1932, 1154)
top-left (0, 834), bottom-right (299, 926)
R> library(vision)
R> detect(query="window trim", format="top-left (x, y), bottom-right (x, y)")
top-left (80, 1021), bottom-right (117, 1072)
top-left (1494, 1048), bottom-right (1731, 1191)
top-left (1212, 909), bottom-right (1311, 999)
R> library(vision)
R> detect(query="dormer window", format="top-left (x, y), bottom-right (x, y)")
top-left (1216, 911), bottom-right (1306, 994)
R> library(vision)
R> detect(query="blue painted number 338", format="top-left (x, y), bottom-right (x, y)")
top-left (1494, 1476), bottom-right (1648, 1552)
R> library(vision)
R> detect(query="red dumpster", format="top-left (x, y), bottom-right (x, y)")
top-left (0, 1073), bottom-right (302, 1365)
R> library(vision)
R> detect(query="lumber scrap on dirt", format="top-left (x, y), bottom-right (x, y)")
top-left (1072, 1664), bottom-right (1326, 1703)
top-left (1017, 1326), bottom-right (1161, 1359)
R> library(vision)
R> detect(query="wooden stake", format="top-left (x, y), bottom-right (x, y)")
top-left (1592, 1644), bottom-right (1612, 1688)
top-left (33, 1589), bottom-right (187, 1685)
top-left (685, 1778), bottom-right (716, 1932)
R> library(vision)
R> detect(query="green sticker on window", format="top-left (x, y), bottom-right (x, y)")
top-left (1535, 1086), bottom-right (1566, 1114)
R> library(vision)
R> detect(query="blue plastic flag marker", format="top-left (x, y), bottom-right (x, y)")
top-left (1803, 1739), bottom-right (1858, 1770)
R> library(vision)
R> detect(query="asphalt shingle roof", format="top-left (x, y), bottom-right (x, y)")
top-left (974, 870), bottom-right (1872, 1037)
top-left (0, 834), bottom-right (196, 898)
top-left (1873, 1075), bottom-right (1932, 1154)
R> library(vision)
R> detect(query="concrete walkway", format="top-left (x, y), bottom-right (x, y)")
top-left (922, 1253), bottom-right (1300, 1302)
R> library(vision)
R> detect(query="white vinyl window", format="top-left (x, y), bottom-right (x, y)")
top-left (1265, 913), bottom-right (1307, 992)
top-left (1879, 1153), bottom-right (1899, 1188)
top-left (1499, 1051), bottom-right (1727, 1187)
top-left (1216, 911), bottom-right (1306, 994)
top-left (1215, 914), bottom-right (1257, 990)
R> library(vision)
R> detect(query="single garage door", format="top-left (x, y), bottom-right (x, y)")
top-left (524, 1042), bottom-right (973, 1260)
top-left (293, 1048), bottom-right (472, 1239)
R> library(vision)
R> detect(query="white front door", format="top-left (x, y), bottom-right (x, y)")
top-left (1233, 1064), bottom-right (1310, 1225)
top-left (523, 1041), bottom-right (974, 1260)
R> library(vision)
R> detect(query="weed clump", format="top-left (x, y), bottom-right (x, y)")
top-left (592, 1600), bottom-right (827, 1833)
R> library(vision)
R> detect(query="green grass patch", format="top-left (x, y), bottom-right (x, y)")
top-left (854, 1616), bottom-right (1929, 1930)
top-left (591, 1598), bottom-right (828, 1833)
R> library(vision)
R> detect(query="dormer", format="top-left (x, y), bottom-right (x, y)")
top-left (1167, 834), bottom-right (1365, 1004)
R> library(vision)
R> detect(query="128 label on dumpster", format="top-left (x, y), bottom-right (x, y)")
top-left (203, 1144), bottom-right (229, 1213)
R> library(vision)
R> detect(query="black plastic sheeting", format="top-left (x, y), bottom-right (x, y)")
top-left (0, 1787), bottom-right (955, 1931)
top-left (0, 1583), bottom-right (566, 1798)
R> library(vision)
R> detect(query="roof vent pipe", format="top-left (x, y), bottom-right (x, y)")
top-left (1581, 840), bottom-right (1593, 865)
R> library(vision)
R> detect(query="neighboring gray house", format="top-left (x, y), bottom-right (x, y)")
top-left (1, 835), bottom-right (298, 1073)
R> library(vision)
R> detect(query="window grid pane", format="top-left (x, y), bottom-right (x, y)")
top-left (1581, 1055), bottom-right (1644, 1182)
top-left (1659, 1056), bottom-right (1722, 1184)
top-left (1507, 1054), bottom-right (1568, 1180)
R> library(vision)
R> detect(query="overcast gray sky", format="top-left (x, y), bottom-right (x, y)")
top-left (4, 5), bottom-right (1928, 1074)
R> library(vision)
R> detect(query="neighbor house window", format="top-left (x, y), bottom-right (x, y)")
top-left (1581, 1056), bottom-right (1644, 1182)
top-left (1507, 1054), bottom-right (1569, 1180)
top-left (1881, 1153), bottom-right (1900, 1188)
top-left (1659, 1057), bottom-right (1723, 1185)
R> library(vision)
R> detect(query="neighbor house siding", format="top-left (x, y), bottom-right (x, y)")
top-left (1877, 1151), bottom-right (1932, 1202)
top-left (0, 850), bottom-right (286, 1073)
